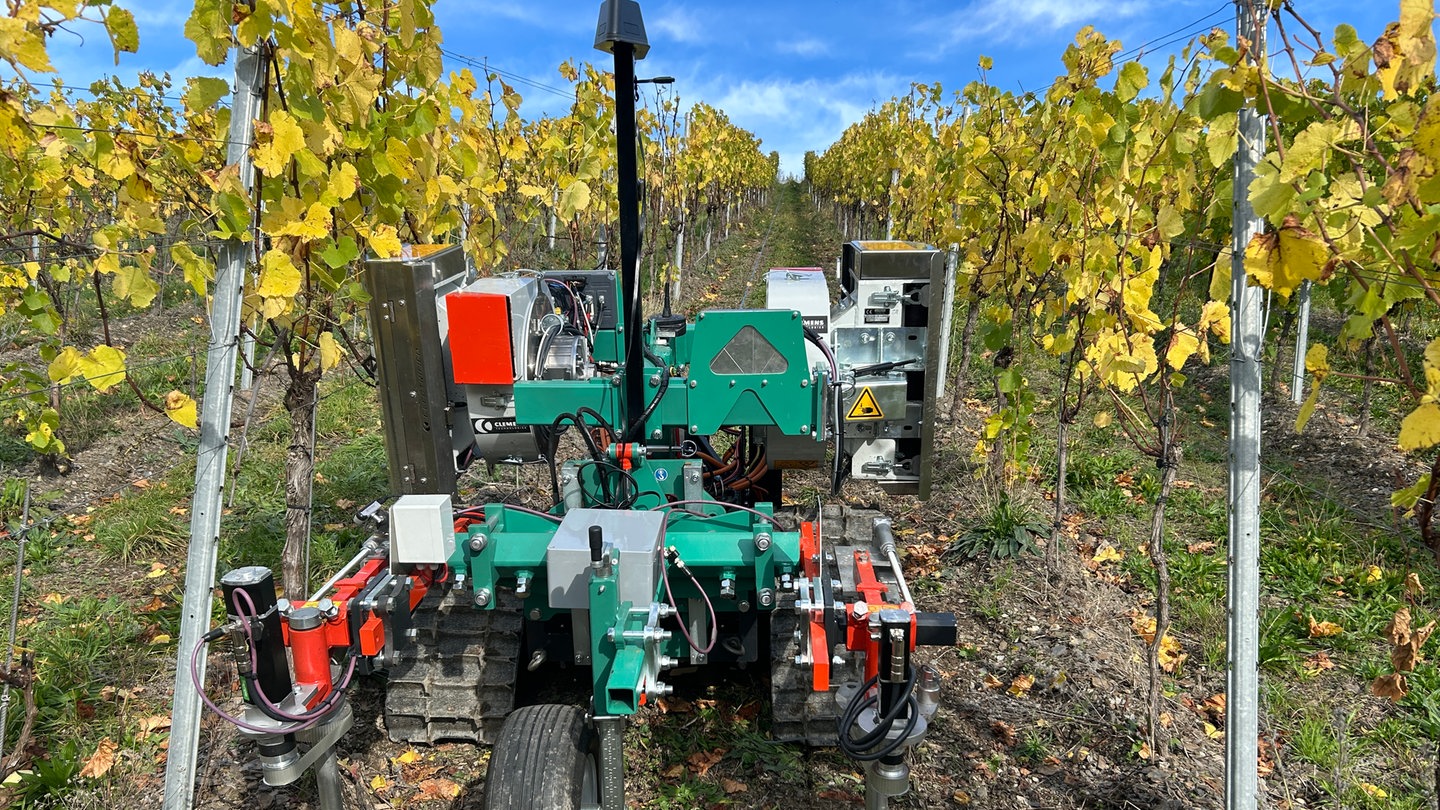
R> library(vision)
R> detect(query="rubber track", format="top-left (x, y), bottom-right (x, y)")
top-left (769, 505), bottom-right (885, 746)
top-left (384, 589), bottom-right (522, 744)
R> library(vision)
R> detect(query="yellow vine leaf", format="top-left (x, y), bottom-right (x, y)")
top-left (0, 17), bottom-right (54, 72)
top-left (558, 179), bottom-right (591, 219)
top-left (256, 249), bottom-right (300, 319)
top-left (164, 390), bottom-right (198, 429)
top-left (318, 331), bottom-right (341, 371)
top-left (365, 224), bottom-right (403, 259)
top-left (1400, 402), bottom-right (1440, 451)
top-left (171, 244), bottom-right (214, 297)
top-left (254, 110), bottom-right (306, 177)
top-left (1093, 411), bottom-right (1113, 428)
top-left (51, 345), bottom-right (128, 393)
top-left (113, 260), bottom-right (159, 308)
top-left (1165, 328), bottom-right (1200, 371)
top-left (1197, 301), bottom-right (1230, 343)
top-left (1243, 217), bottom-right (1331, 297)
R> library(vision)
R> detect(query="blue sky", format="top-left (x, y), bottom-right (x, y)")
top-left (35, 1), bottom-right (1413, 177)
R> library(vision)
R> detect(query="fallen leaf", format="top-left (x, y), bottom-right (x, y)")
top-left (1186, 541), bottom-right (1217, 554)
top-left (149, 634), bottom-right (171, 645)
top-left (369, 774), bottom-right (390, 794)
top-left (414, 778), bottom-right (461, 800)
top-left (393, 749), bottom-right (421, 765)
top-left (1365, 565), bottom-right (1383, 584)
top-left (335, 498), bottom-right (356, 510)
top-left (1371, 672), bottom-right (1408, 701)
top-left (1203, 722), bottom-right (1223, 739)
top-left (1302, 651), bottom-right (1335, 675)
top-left (41, 593), bottom-right (66, 605)
top-left (990, 720), bottom-right (1017, 746)
top-left (79, 738), bottom-right (118, 779)
top-left (982, 673), bottom-right (1003, 690)
top-left (138, 715), bottom-right (171, 733)
top-left (1307, 616), bottom-right (1343, 638)
top-left (132, 478), bottom-right (150, 489)
top-left (1007, 674), bottom-right (1035, 697)
top-left (1406, 572), bottom-right (1425, 597)
top-left (662, 763), bottom-right (685, 779)
top-left (1091, 544), bottom-right (1124, 565)
top-left (1359, 783), bottom-right (1388, 799)
top-left (687, 749), bottom-right (723, 777)
top-left (720, 778), bottom-right (747, 794)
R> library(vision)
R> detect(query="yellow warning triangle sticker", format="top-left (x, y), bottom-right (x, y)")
top-left (847, 387), bottom-right (885, 420)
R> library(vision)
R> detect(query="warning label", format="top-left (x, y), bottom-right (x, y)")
top-left (847, 387), bottom-right (885, 420)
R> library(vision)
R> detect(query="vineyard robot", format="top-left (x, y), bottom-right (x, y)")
top-left (195, 2), bottom-right (957, 808)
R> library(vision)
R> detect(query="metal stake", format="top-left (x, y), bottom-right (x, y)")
top-left (163, 44), bottom-right (267, 810)
top-left (1290, 280), bottom-right (1311, 404)
top-left (0, 483), bottom-right (32, 762)
top-left (1227, 2), bottom-right (1266, 808)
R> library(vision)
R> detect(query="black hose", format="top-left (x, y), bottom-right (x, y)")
top-left (835, 668), bottom-right (920, 761)
top-left (628, 344), bottom-right (670, 442)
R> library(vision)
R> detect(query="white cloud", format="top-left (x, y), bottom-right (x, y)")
top-left (931, 0), bottom-right (1148, 48)
top-left (777, 37), bottom-right (829, 57)
top-left (650, 7), bottom-right (706, 45)
top-left (685, 72), bottom-right (907, 178)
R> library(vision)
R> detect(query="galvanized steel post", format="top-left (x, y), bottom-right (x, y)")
top-left (162, 44), bottom-right (266, 810)
top-left (1228, 1), bottom-right (1266, 807)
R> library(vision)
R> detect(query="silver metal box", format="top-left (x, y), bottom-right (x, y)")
top-left (389, 494), bottom-right (455, 572)
top-left (547, 508), bottom-right (665, 610)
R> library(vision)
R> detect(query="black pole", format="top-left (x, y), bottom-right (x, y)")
top-left (614, 42), bottom-right (645, 442)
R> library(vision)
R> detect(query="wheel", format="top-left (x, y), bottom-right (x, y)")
top-left (483, 704), bottom-right (600, 810)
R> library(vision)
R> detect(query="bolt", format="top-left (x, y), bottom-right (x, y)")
top-left (529, 608), bottom-right (543, 621)
top-left (658, 655), bottom-right (679, 670)
top-left (755, 533), bottom-right (772, 552)
top-left (852, 601), bottom-right (869, 619)
top-left (474, 588), bottom-right (492, 607)
top-left (761, 379), bottom-right (768, 387)
top-left (686, 470), bottom-right (700, 483)
top-left (649, 373), bottom-right (661, 387)
top-left (691, 424), bottom-right (699, 433)
top-left (651, 429), bottom-right (662, 439)
top-left (575, 652), bottom-right (585, 663)
top-left (758, 589), bottom-right (775, 608)
top-left (801, 379), bottom-right (809, 388)
top-left (738, 600), bottom-right (751, 613)
top-left (800, 424), bottom-right (809, 433)
top-left (719, 578), bottom-right (735, 599)
top-left (405, 627), bottom-right (418, 640)
top-left (689, 380), bottom-right (697, 389)
top-left (469, 534), bottom-right (488, 552)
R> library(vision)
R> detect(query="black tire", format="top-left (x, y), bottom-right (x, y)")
top-left (483, 704), bottom-right (599, 810)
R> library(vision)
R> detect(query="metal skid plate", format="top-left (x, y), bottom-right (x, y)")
top-left (362, 245), bottom-right (473, 494)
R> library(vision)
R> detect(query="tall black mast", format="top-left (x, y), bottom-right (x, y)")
top-left (595, 1), bottom-right (648, 443)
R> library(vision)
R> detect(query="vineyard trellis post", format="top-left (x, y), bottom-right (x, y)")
top-left (162, 43), bottom-right (267, 810)
top-left (1227, 0), bottom-right (1266, 807)
top-left (1290, 280), bottom-right (1311, 404)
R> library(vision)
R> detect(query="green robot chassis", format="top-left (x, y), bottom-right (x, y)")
top-left (192, 3), bottom-right (957, 809)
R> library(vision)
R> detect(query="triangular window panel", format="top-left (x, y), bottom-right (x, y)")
top-left (709, 325), bottom-right (788, 375)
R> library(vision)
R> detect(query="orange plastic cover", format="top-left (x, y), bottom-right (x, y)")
top-left (448, 292), bottom-right (514, 385)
